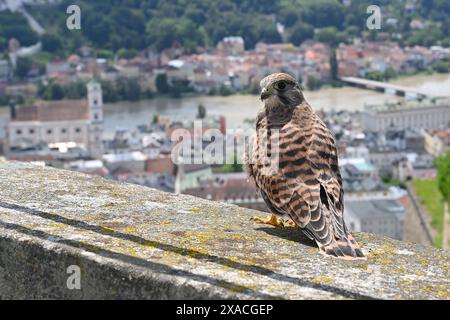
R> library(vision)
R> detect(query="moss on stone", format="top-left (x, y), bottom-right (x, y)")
top-left (0, 162), bottom-right (449, 300)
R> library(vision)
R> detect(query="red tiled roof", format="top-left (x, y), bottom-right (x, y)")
top-left (435, 128), bottom-right (450, 145)
top-left (146, 156), bottom-right (175, 174)
top-left (184, 178), bottom-right (260, 201)
top-left (398, 195), bottom-right (410, 208)
top-left (13, 100), bottom-right (89, 122)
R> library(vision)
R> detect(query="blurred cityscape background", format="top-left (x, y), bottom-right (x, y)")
top-left (0, 0), bottom-right (449, 249)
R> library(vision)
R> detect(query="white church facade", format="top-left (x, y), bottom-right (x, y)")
top-left (6, 79), bottom-right (104, 157)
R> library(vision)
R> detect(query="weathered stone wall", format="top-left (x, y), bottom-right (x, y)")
top-left (404, 184), bottom-right (435, 246)
top-left (0, 162), bottom-right (449, 299)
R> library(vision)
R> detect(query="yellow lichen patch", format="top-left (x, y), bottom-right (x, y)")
top-left (230, 234), bottom-right (245, 240)
top-left (378, 259), bottom-right (393, 264)
top-left (94, 185), bottom-right (114, 191)
top-left (420, 286), bottom-right (434, 293)
top-left (78, 241), bottom-right (100, 252)
top-left (437, 291), bottom-right (450, 298)
top-left (102, 226), bottom-right (116, 233)
top-left (381, 241), bottom-right (398, 249)
top-left (115, 243), bottom-right (140, 257)
top-left (48, 222), bottom-right (66, 228)
top-left (391, 266), bottom-right (406, 273)
top-left (356, 264), bottom-right (369, 270)
top-left (367, 250), bottom-right (393, 264)
top-left (123, 226), bottom-right (139, 234)
top-left (399, 280), bottom-right (414, 285)
top-left (379, 246), bottom-right (397, 255)
top-left (190, 207), bottom-right (201, 213)
top-left (241, 255), bottom-right (280, 271)
top-left (93, 185), bottom-right (129, 200)
top-left (311, 277), bottom-right (335, 284)
top-left (366, 250), bottom-right (384, 259)
top-left (193, 233), bottom-right (214, 244)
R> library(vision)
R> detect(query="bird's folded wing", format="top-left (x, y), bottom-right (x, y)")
top-left (261, 116), bottom-right (348, 243)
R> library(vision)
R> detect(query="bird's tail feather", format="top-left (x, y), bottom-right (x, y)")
top-left (318, 233), bottom-right (365, 260)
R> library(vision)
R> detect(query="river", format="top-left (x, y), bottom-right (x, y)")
top-left (1, 73), bottom-right (450, 139)
top-left (102, 73), bottom-right (450, 136)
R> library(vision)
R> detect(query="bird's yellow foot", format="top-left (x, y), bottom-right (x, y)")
top-left (284, 220), bottom-right (296, 227)
top-left (251, 214), bottom-right (296, 227)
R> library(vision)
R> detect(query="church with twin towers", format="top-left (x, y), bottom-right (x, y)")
top-left (6, 79), bottom-right (104, 158)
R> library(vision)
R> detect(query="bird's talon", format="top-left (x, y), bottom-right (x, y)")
top-left (252, 214), bottom-right (289, 228)
top-left (284, 220), bottom-right (297, 228)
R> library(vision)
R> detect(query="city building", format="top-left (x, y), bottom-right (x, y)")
top-left (6, 79), bottom-right (104, 157)
top-left (345, 198), bottom-right (405, 240)
top-left (175, 163), bottom-right (212, 193)
top-left (424, 128), bottom-right (450, 157)
top-left (102, 151), bottom-right (147, 173)
top-left (66, 159), bottom-right (109, 177)
top-left (217, 36), bottom-right (245, 56)
top-left (183, 172), bottom-right (267, 212)
top-left (362, 99), bottom-right (450, 132)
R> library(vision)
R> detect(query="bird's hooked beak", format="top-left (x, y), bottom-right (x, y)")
top-left (260, 87), bottom-right (273, 101)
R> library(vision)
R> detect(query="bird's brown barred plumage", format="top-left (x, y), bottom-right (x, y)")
top-left (246, 73), bottom-right (364, 259)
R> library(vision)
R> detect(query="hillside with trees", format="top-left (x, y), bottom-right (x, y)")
top-left (0, 0), bottom-right (446, 60)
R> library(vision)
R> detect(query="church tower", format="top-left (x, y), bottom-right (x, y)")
top-left (87, 79), bottom-right (104, 158)
top-left (87, 79), bottom-right (103, 123)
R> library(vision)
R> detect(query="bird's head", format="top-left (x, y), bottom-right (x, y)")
top-left (259, 73), bottom-right (304, 110)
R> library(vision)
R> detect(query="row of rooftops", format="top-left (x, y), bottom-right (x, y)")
top-left (364, 98), bottom-right (450, 113)
top-left (10, 100), bottom-right (90, 122)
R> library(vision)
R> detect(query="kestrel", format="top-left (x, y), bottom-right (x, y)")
top-left (244, 73), bottom-right (364, 259)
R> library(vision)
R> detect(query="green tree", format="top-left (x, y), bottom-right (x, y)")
top-left (125, 78), bottom-right (142, 101)
top-left (41, 33), bottom-right (62, 53)
top-left (117, 48), bottom-right (139, 59)
top-left (306, 75), bottom-right (321, 91)
top-left (223, 152), bottom-right (243, 173)
top-left (405, 26), bottom-right (444, 47)
top-left (99, 80), bottom-right (119, 102)
top-left (302, 0), bottom-right (345, 28)
top-left (50, 83), bottom-right (65, 100)
top-left (97, 49), bottom-right (115, 60)
top-left (0, 37), bottom-right (7, 52)
top-left (433, 62), bottom-right (450, 74)
top-left (437, 151), bottom-right (450, 202)
top-left (330, 48), bottom-right (338, 81)
top-left (288, 22), bottom-right (314, 46)
top-left (152, 114), bottom-right (159, 125)
top-left (314, 27), bottom-right (345, 47)
top-left (64, 80), bottom-right (87, 99)
top-left (15, 57), bottom-right (32, 80)
top-left (155, 73), bottom-right (171, 94)
top-left (196, 103), bottom-right (206, 119)
top-left (12, 0), bottom-right (450, 56)
top-left (0, 11), bottom-right (39, 47)
top-left (219, 84), bottom-right (233, 96)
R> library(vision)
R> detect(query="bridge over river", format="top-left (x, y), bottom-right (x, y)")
top-left (340, 76), bottom-right (447, 99)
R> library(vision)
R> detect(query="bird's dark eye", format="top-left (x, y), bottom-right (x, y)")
top-left (276, 81), bottom-right (287, 91)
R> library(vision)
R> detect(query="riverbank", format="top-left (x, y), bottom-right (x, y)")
top-left (1, 72), bottom-right (449, 139)
top-left (100, 72), bottom-right (449, 136)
